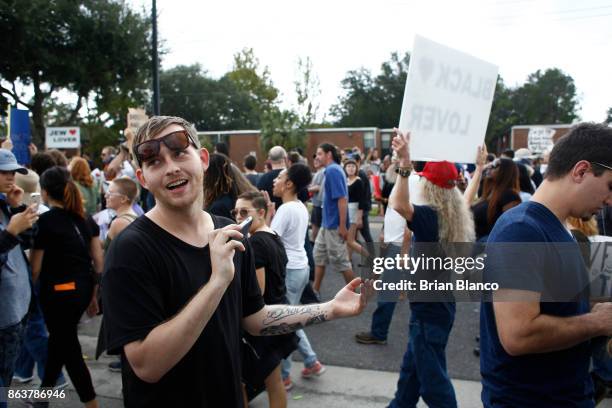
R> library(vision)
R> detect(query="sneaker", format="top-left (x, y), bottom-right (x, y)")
top-left (108, 360), bottom-right (122, 372)
top-left (283, 376), bottom-right (294, 391)
top-left (12, 374), bottom-right (34, 383)
top-left (301, 361), bottom-right (326, 378)
top-left (355, 331), bottom-right (387, 345)
top-left (54, 379), bottom-right (69, 390)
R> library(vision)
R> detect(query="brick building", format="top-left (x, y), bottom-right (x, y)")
top-left (198, 127), bottom-right (386, 171)
top-left (510, 124), bottom-right (573, 153)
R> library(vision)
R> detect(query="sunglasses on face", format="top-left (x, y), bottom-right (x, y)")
top-left (230, 208), bottom-right (256, 219)
top-left (134, 130), bottom-right (197, 166)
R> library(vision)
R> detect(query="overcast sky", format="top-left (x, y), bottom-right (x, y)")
top-left (130, 0), bottom-right (612, 125)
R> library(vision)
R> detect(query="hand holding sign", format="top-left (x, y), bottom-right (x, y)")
top-left (475, 144), bottom-right (488, 170)
top-left (391, 128), bottom-right (411, 166)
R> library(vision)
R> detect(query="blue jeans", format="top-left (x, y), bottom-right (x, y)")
top-left (592, 337), bottom-right (612, 382)
top-left (371, 302), bottom-right (397, 341)
top-left (370, 244), bottom-right (402, 340)
top-left (281, 267), bottom-right (318, 379)
top-left (14, 298), bottom-right (65, 384)
top-left (0, 318), bottom-right (27, 408)
top-left (388, 311), bottom-right (457, 408)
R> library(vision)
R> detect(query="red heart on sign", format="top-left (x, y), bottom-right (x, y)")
top-left (69, 129), bottom-right (76, 135)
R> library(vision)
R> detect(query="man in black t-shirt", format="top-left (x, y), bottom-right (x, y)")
top-left (102, 116), bottom-right (371, 408)
top-left (257, 146), bottom-right (288, 210)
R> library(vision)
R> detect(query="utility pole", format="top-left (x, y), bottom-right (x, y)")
top-left (152, 0), bottom-right (160, 115)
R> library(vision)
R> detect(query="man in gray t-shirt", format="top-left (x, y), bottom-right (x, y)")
top-left (308, 156), bottom-right (325, 242)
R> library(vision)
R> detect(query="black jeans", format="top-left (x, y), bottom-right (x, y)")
top-left (40, 280), bottom-right (96, 403)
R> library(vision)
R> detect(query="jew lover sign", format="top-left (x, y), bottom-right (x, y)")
top-left (399, 36), bottom-right (498, 163)
top-left (46, 127), bottom-right (81, 149)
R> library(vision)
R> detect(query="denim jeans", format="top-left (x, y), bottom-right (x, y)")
top-left (388, 311), bottom-right (457, 408)
top-left (0, 318), bottom-right (27, 408)
top-left (592, 336), bottom-right (612, 382)
top-left (370, 245), bottom-right (402, 340)
top-left (371, 302), bottom-right (397, 341)
top-left (14, 298), bottom-right (65, 385)
top-left (281, 267), bottom-right (318, 379)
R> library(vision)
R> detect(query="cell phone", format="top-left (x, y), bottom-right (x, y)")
top-left (238, 216), bottom-right (253, 237)
top-left (30, 192), bottom-right (41, 212)
top-left (228, 216), bottom-right (252, 243)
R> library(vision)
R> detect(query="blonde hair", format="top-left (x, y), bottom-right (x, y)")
top-left (567, 216), bottom-right (599, 237)
top-left (421, 179), bottom-right (475, 243)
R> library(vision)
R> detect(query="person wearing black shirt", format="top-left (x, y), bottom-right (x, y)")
top-left (467, 158), bottom-right (521, 241)
top-left (102, 116), bottom-right (371, 408)
top-left (257, 146), bottom-right (288, 211)
top-left (233, 191), bottom-right (298, 406)
top-left (31, 166), bottom-right (103, 407)
top-left (354, 154), bottom-right (374, 252)
top-left (345, 159), bottom-right (369, 260)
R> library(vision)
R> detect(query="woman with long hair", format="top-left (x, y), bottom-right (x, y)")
top-left (468, 157), bottom-right (521, 241)
top-left (344, 158), bottom-right (369, 260)
top-left (70, 157), bottom-right (99, 216)
top-left (388, 130), bottom-right (475, 408)
top-left (271, 164), bottom-right (325, 390)
top-left (517, 162), bottom-right (535, 202)
top-left (203, 153), bottom-right (255, 220)
top-left (30, 166), bottom-right (103, 408)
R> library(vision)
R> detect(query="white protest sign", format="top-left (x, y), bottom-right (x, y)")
top-left (527, 126), bottom-right (556, 154)
top-left (399, 36), bottom-right (498, 163)
top-left (45, 127), bottom-right (80, 148)
top-left (127, 108), bottom-right (148, 135)
top-left (589, 236), bottom-right (612, 301)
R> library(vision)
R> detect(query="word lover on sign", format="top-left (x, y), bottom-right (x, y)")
top-left (399, 35), bottom-right (498, 163)
top-left (408, 105), bottom-right (471, 136)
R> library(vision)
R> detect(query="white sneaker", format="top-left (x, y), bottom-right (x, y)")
top-left (12, 374), bottom-right (34, 383)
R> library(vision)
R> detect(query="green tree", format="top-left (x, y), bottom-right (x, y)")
top-left (604, 107), bottom-right (612, 124)
top-left (485, 76), bottom-right (518, 149)
top-left (512, 68), bottom-right (580, 125)
top-left (294, 57), bottom-right (321, 127)
top-left (259, 108), bottom-right (305, 153)
top-left (330, 52), bottom-right (410, 128)
top-left (0, 0), bottom-right (151, 144)
top-left (224, 48), bottom-right (279, 125)
top-left (159, 64), bottom-right (258, 131)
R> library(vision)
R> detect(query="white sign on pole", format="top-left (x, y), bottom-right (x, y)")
top-left (398, 36), bottom-right (498, 163)
top-left (527, 126), bottom-right (556, 154)
top-left (45, 127), bottom-right (80, 148)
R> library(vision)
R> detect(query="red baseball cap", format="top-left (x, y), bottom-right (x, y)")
top-left (417, 161), bottom-right (459, 189)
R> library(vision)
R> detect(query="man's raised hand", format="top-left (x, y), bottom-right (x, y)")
top-left (330, 278), bottom-right (374, 319)
top-left (208, 224), bottom-right (246, 286)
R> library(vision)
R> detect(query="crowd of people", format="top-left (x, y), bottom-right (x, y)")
top-left (0, 115), bottom-right (610, 408)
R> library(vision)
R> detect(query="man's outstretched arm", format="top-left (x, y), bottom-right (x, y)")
top-left (243, 278), bottom-right (371, 336)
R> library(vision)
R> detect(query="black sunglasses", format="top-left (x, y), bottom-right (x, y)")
top-left (230, 208), bottom-right (255, 218)
top-left (134, 130), bottom-right (197, 166)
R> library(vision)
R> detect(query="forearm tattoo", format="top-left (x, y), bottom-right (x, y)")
top-left (260, 305), bottom-right (328, 335)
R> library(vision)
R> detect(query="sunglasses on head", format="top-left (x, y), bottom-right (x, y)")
top-left (134, 130), bottom-right (197, 166)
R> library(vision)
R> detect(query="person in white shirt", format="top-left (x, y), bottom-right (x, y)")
top-left (271, 163), bottom-right (326, 390)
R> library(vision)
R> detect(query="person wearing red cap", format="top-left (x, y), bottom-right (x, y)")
top-left (387, 130), bottom-right (475, 408)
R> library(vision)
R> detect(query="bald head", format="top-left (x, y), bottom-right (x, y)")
top-left (268, 146), bottom-right (287, 165)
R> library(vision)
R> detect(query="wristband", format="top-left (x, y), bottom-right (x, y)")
top-left (395, 166), bottom-right (412, 178)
